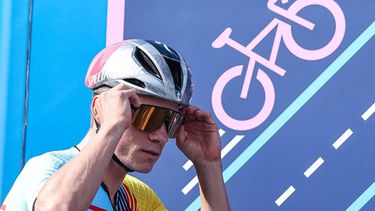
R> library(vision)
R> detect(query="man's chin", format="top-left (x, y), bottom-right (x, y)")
top-left (135, 165), bottom-right (154, 174)
top-left (132, 165), bottom-right (154, 174)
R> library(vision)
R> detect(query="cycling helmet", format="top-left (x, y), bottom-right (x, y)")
top-left (85, 39), bottom-right (193, 106)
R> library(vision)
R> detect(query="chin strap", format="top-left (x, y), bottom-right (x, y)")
top-left (94, 119), bottom-right (135, 172)
top-left (112, 154), bottom-right (135, 172)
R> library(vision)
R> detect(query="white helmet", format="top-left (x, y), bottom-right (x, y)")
top-left (85, 39), bottom-right (193, 106)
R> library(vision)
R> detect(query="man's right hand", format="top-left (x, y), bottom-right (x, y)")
top-left (92, 83), bottom-right (141, 134)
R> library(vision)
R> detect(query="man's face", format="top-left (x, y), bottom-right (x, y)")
top-left (114, 95), bottom-right (181, 173)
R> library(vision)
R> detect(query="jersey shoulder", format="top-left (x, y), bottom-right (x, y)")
top-left (123, 175), bottom-right (167, 211)
top-left (2, 148), bottom-right (78, 211)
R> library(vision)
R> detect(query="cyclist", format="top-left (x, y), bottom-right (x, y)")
top-left (1, 39), bottom-right (230, 211)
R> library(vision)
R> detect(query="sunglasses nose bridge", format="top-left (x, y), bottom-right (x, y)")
top-left (148, 123), bottom-right (169, 143)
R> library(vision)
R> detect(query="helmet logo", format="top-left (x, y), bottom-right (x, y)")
top-left (87, 70), bottom-right (116, 88)
top-left (85, 43), bottom-right (122, 88)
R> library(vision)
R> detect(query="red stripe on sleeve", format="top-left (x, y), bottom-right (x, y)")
top-left (88, 204), bottom-right (107, 211)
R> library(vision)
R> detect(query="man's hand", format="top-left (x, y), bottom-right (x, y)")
top-left (175, 106), bottom-right (221, 165)
top-left (175, 106), bottom-right (230, 211)
top-left (93, 83), bottom-right (141, 133)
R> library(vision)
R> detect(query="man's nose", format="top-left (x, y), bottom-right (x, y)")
top-left (148, 123), bottom-right (168, 144)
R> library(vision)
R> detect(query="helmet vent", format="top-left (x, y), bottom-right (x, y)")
top-left (165, 57), bottom-right (182, 91)
top-left (147, 40), bottom-right (180, 61)
top-left (123, 78), bottom-right (146, 88)
top-left (134, 47), bottom-right (162, 80)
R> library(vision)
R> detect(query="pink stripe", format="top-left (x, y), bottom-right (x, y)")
top-left (106, 0), bottom-right (126, 46)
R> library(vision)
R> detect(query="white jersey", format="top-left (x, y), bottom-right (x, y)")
top-left (2, 147), bottom-right (118, 211)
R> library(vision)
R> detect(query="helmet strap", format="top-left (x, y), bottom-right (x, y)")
top-left (112, 153), bottom-right (135, 172)
top-left (94, 118), bottom-right (135, 172)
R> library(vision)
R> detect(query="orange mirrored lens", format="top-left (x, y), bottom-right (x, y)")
top-left (132, 105), bottom-right (184, 137)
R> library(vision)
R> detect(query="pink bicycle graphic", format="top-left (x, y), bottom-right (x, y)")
top-left (212, 0), bottom-right (345, 131)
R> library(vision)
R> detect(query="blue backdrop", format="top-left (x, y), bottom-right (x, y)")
top-left (1, 0), bottom-right (374, 210)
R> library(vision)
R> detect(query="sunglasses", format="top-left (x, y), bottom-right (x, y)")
top-left (131, 104), bottom-right (185, 138)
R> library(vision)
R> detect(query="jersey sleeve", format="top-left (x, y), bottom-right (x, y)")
top-left (123, 175), bottom-right (167, 211)
top-left (2, 153), bottom-right (67, 211)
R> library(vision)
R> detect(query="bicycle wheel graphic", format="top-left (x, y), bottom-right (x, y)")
top-left (212, 65), bottom-right (275, 131)
top-left (282, 0), bottom-right (346, 60)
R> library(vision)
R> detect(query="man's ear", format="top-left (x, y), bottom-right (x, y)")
top-left (91, 95), bottom-right (100, 124)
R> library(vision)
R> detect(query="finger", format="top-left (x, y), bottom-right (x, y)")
top-left (197, 110), bottom-right (216, 124)
top-left (184, 106), bottom-right (215, 124)
top-left (124, 90), bottom-right (141, 107)
top-left (184, 106), bottom-right (199, 113)
top-left (112, 82), bottom-right (128, 90)
top-left (183, 106), bottom-right (200, 121)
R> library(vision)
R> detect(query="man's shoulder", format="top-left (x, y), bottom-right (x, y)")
top-left (26, 147), bottom-right (79, 170)
top-left (2, 148), bottom-right (79, 211)
top-left (123, 175), bottom-right (152, 190)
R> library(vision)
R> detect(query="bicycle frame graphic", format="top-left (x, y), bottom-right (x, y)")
top-left (212, 0), bottom-right (346, 131)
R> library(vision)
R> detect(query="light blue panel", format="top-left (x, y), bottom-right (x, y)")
top-left (0, 0), bottom-right (30, 202)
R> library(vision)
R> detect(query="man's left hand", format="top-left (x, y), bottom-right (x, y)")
top-left (175, 106), bottom-right (221, 165)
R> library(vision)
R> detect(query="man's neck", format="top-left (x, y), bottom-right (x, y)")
top-left (103, 158), bottom-right (128, 202)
